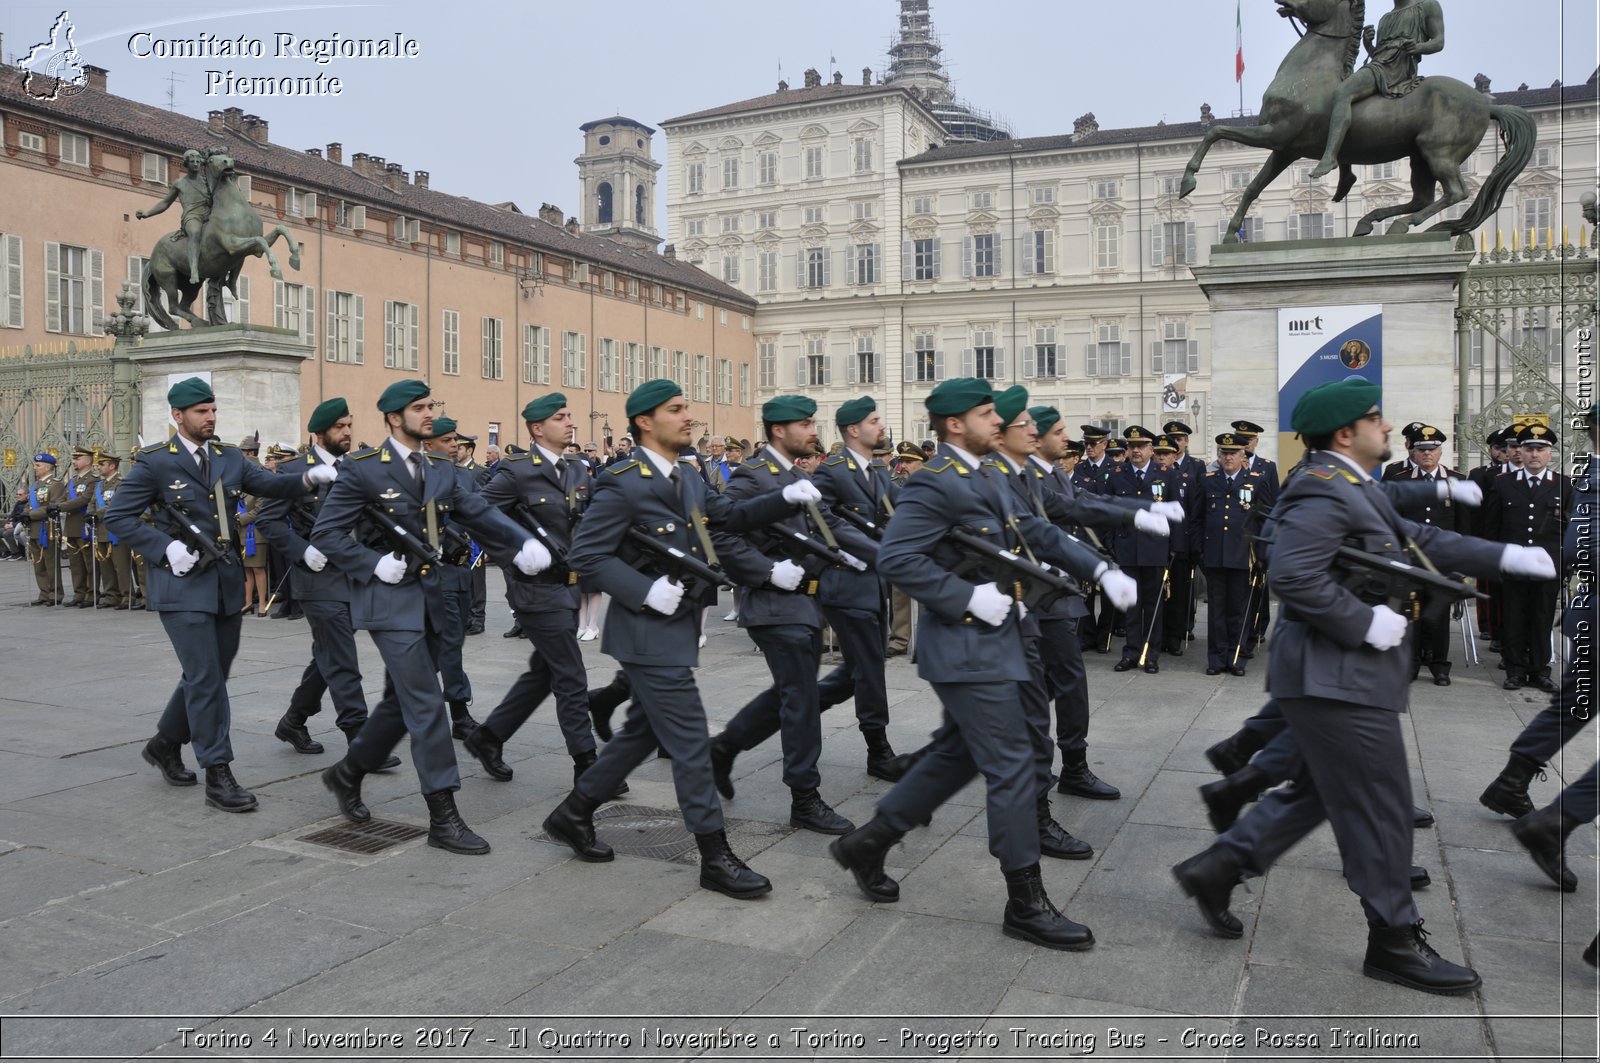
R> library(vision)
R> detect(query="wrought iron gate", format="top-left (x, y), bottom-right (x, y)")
top-left (0, 339), bottom-right (139, 482)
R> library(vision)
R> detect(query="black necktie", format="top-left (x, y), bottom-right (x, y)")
top-left (410, 453), bottom-right (425, 492)
top-left (1135, 467), bottom-right (1144, 484)
top-left (670, 468), bottom-right (687, 511)
top-left (195, 444), bottom-right (211, 486)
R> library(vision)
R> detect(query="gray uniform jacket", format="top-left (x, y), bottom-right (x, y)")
top-left (480, 448), bottom-right (590, 613)
top-left (567, 453), bottom-right (796, 666)
top-left (1266, 452), bottom-right (1506, 712)
top-left (811, 450), bottom-right (891, 612)
top-left (259, 450), bottom-right (350, 602)
top-left (106, 436), bottom-right (309, 614)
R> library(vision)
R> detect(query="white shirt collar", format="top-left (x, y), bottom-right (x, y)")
top-left (638, 445), bottom-right (678, 478)
top-left (536, 443), bottom-right (563, 467)
top-left (1130, 459), bottom-right (1151, 473)
top-left (945, 442), bottom-right (982, 469)
top-left (312, 442), bottom-right (338, 466)
top-left (176, 434), bottom-right (206, 458)
top-left (765, 446), bottom-right (795, 473)
top-left (1029, 454), bottom-right (1056, 474)
top-left (1521, 467), bottom-right (1548, 482)
top-left (845, 444), bottom-right (875, 479)
top-left (386, 435), bottom-right (417, 465)
top-left (1324, 450), bottom-right (1374, 482)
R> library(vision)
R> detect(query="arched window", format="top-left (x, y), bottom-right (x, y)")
top-left (635, 185), bottom-right (646, 226)
top-left (596, 182), bottom-right (613, 225)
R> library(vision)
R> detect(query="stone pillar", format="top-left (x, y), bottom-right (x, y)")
top-left (1191, 232), bottom-right (1473, 467)
top-left (126, 324), bottom-right (311, 448)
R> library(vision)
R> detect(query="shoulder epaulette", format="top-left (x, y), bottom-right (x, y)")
top-left (1304, 465), bottom-right (1339, 480)
top-left (923, 455), bottom-right (966, 475)
top-left (1205, 470), bottom-right (1218, 477)
top-left (607, 458), bottom-right (647, 476)
top-left (822, 454), bottom-right (847, 467)
top-left (504, 452), bottom-right (531, 463)
top-left (420, 451), bottom-right (446, 464)
top-left (304, 453), bottom-right (316, 466)
top-left (213, 441), bottom-right (237, 450)
top-left (347, 447), bottom-right (381, 461)
top-left (741, 456), bottom-right (766, 469)
top-left (141, 441), bottom-right (168, 455)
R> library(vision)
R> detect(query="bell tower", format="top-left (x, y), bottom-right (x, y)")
top-left (576, 116), bottom-right (661, 251)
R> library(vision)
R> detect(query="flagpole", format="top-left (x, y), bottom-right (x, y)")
top-left (1236, 0), bottom-right (1245, 116)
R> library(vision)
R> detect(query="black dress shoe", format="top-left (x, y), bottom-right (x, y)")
top-left (203, 764), bottom-right (258, 813)
top-left (423, 790), bottom-right (489, 854)
top-left (1412, 805), bottom-right (1435, 829)
top-left (710, 736), bottom-right (739, 799)
top-left (695, 829), bottom-right (770, 898)
top-left (1411, 865), bottom-right (1430, 889)
top-left (274, 716), bottom-right (324, 754)
top-left (501, 624), bottom-right (524, 639)
top-left (1143, 662), bottom-right (1160, 674)
top-left (1363, 920), bottom-right (1481, 995)
top-left (321, 758), bottom-right (370, 822)
top-left (1529, 674), bottom-right (1559, 694)
top-left (1228, 666), bottom-right (1248, 677)
top-left (1113, 658), bottom-right (1137, 672)
top-left (1037, 796), bottom-right (1093, 859)
top-left (1205, 667), bottom-right (1222, 676)
top-left (1172, 847), bottom-right (1244, 938)
top-left (464, 623), bottom-right (485, 636)
top-left (829, 817), bottom-right (902, 902)
top-left (1002, 863), bottom-right (1094, 951)
top-left (543, 790), bottom-right (613, 861)
top-left (1512, 803), bottom-right (1580, 892)
top-left (141, 733), bottom-right (197, 786)
top-left (463, 726), bottom-right (512, 782)
top-left (790, 788), bottom-right (853, 834)
top-left (1502, 676), bottom-right (1524, 691)
top-left (1489, 639), bottom-right (1502, 653)
top-left (1165, 644), bottom-right (1185, 657)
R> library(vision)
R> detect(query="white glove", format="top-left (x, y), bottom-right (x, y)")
top-left (302, 545), bottom-right (328, 572)
top-left (1150, 500), bottom-right (1187, 524)
top-left (838, 550), bottom-right (868, 572)
top-left (373, 552), bottom-right (407, 585)
top-left (513, 537), bottom-right (552, 575)
top-left (164, 540), bottom-right (199, 577)
top-left (1364, 604), bottom-right (1409, 651)
top-left (782, 480), bottom-right (822, 505)
top-left (1133, 508), bottom-right (1173, 537)
top-left (770, 558), bottom-right (806, 591)
top-left (644, 575), bottom-right (685, 615)
top-left (966, 581), bottom-right (1013, 626)
top-left (1501, 543), bottom-right (1557, 579)
top-left (1098, 567), bottom-right (1138, 611)
top-left (304, 463), bottom-right (338, 486)
top-left (1440, 478), bottom-right (1482, 506)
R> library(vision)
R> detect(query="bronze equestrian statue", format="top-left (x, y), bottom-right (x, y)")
top-left (1181, 0), bottom-right (1534, 240)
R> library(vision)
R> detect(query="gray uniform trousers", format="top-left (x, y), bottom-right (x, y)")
top-left (284, 598), bottom-right (369, 732)
top-left (347, 622), bottom-right (460, 793)
top-left (1019, 634), bottom-right (1064, 794)
top-left (575, 664), bottom-right (723, 833)
top-left (1037, 616), bottom-right (1090, 757)
top-left (1510, 661), bottom-right (1594, 764)
top-left (1216, 696), bottom-right (1416, 928)
top-left (481, 601), bottom-right (595, 756)
top-left (156, 610), bottom-right (244, 768)
top-left (436, 563), bottom-right (473, 703)
top-left (817, 604), bottom-right (891, 732)
top-left (722, 624), bottom-right (825, 790)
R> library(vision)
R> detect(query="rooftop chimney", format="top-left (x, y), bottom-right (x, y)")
top-left (803, 68), bottom-right (821, 89)
top-left (862, 67), bottom-right (872, 86)
top-left (241, 114), bottom-right (268, 144)
top-left (663, 243), bottom-right (676, 260)
top-left (1071, 112), bottom-right (1099, 140)
top-left (304, 147), bottom-right (322, 158)
top-left (208, 110), bottom-right (224, 134)
top-left (326, 142), bottom-right (342, 164)
top-left (538, 203), bottom-right (564, 225)
top-left (350, 152), bottom-right (373, 177)
top-left (413, 170), bottom-right (429, 189)
top-left (565, 217), bottom-right (580, 236)
top-left (384, 162), bottom-right (406, 191)
top-left (222, 107), bottom-right (244, 131)
top-left (776, 79), bottom-right (788, 92)
top-left (1200, 102), bottom-right (1214, 128)
top-left (832, 70), bottom-right (843, 85)
top-left (83, 65), bottom-right (107, 92)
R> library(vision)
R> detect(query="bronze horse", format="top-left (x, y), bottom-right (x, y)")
top-left (142, 152), bottom-right (302, 329)
top-left (1180, 0), bottom-right (1533, 240)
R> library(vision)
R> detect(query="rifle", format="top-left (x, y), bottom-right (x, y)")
top-left (757, 523), bottom-right (851, 571)
top-left (149, 497), bottom-right (237, 571)
top-left (1253, 534), bottom-right (1486, 625)
top-left (832, 504), bottom-right (884, 541)
top-left (508, 501), bottom-right (571, 568)
top-left (360, 501), bottom-right (443, 575)
top-left (625, 525), bottom-right (733, 597)
top-left (946, 526), bottom-right (1085, 611)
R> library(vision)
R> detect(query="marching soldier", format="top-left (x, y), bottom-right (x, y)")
top-left (1106, 426), bottom-right (1180, 673)
top-left (92, 451), bottom-right (129, 608)
top-left (454, 432), bottom-right (489, 636)
top-left (708, 394), bottom-right (875, 834)
top-left (1072, 425), bottom-right (1115, 650)
top-left (1187, 433), bottom-right (1265, 676)
top-left (311, 379), bottom-right (553, 854)
top-left (541, 378), bottom-right (815, 897)
top-left (59, 446), bottom-right (99, 607)
top-left (1391, 424), bottom-right (1466, 685)
top-left (24, 453), bottom-right (67, 606)
top-left (423, 418), bottom-right (484, 736)
top-left (1484, 423), bottom-right (1569, 692)
top-left (107, 377), bottom-right (330, 813)
top-left (829, 377), bottom-right (1135, 950)
top-left (886, 439), bottom-right (925, 657)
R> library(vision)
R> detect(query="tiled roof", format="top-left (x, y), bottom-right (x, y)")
top-left (0, 68), bottom-right (753, 307)
top-left (662, 83), bottom-right (902, 125)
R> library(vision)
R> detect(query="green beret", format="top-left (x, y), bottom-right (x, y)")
top-left (1289, 378), bottom-right (1381, 436)
top-left (166, 376), bottom-right (214, 409)
top-left (429, 416), bottom-right (458, 437)
top-left (307, 397), bottom-right (349, 434)
top-left (993, 385), bottom-right (1029, 425)
top-left (835, 395), bottom-right (877, 429)
top-left (762, 394), bottom-right (818, 424)
top-left (1029, 405), bottom-right (1061, 436)
top-left (925, 377), bottom-right (994, 418)
top-left (522, 392), bottom-right (568, 423)
top-left (377, 379), bottom-right (430, 414)
top-left (625, 378), bottom-right (682, 419)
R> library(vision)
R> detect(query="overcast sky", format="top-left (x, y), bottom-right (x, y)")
top-left (5, 0), bottom-right (1595, 231)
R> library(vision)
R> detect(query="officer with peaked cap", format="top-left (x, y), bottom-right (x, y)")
top-left (1390, 424), bottom-right (1469, 685)
top-left (92, 450), bottom-right (130, 608)
top-left (1105, 426), bottom-right (1181, 672)
top-left (107, 376), bottom-right (332, 813)
top-left (23, 452), bottom-right (67, 605)
top-left (1188, 433), bottom-right (1266, 676)
top-left (1483, 422), bottom-right (1570, 692)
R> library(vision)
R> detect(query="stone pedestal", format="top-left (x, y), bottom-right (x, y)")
top-left (1191, 232), bottom-right (1474, 467)
top-left (127, 325), bottom-right (311, 448)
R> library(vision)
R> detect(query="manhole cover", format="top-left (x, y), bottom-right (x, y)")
top-left (542, 803), bottom-right (791, 864)
top-left (299, 818), bottom-right (428, 854)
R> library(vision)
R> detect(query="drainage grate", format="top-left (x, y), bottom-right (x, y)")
top-left (542, 803), bottom-right (792, 865)
top-left (299, 819), bottom-right (428, 854)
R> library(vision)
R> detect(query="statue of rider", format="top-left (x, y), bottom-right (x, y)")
top-left (135, 149), bottom-right (214, 285)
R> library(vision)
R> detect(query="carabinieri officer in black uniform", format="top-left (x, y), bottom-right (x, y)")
top-left (1186, 433), bottom-right (1268, 676)
top-left (830, 378), bottom-right (1135, 951)
top-left (541, 379), bottom-right (817, 898)
top-left (108, 376), bottom-right (331, 812)
top-left (312, 379), bottom-right (554, 856)
top-left (1105, 426), bottom-right (1181, 672)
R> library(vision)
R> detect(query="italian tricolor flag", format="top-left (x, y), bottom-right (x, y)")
top-left (1235, 0), bottom-right (1245, 82)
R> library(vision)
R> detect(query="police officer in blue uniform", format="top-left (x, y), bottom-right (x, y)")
top-left (1390, 424), bottom-right (1467, 685)
top-left (1106, 426), bottom-right (1180, 672)
top-left (1160, 422), bottom-right (1207, 651)
top-left (707, 394), bottom-right (876, 833)
top-left (421, 417), bottom-right (482, 737)
top-left (540, 379), bottom-right (813, 898)
top-left (107, 376), bottom-right (330, 812)
top-left (1188, 433), bottom-right (1266, 676)
top-left (1484, 423), bottom-right (1570, 692)
top-left (311, 379), bottom-right (554, 855)
top-left (829, 378), bottom-right (1136, 951)
top-left (1231, 419), bottom-right (1281, 649)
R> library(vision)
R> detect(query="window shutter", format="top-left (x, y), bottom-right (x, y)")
top-left (1120, 342), bottom-right (1132, 376)
top-left (1323, 211), bottom-right (1336, 238)
top-left (4, 235), bottom-right (24, 328)
top-left (903, 350), bottom-right (916, 383)
top-left (933, 241), bottom-right (944, 279)
top-left (1023, 344), bottom-right (1036, 379)
top-left (1286, 214), bottom-right (1300, 241)
top-left (993, 234), bottom-right (1005, 275)
top-left (846, 248), bottom-right (857, 286)
top-left (303, 193), bottom-right (318, 221)
top-left (847, 350), bottom-right (859, 384)
top-left (352, 294), bottom-right (364, 362)
top-left (1187, 339), bottom-right (1200, 374)
top-left (795, 355), bottom-right (807, 386)
top-left (87, 249), bottom-right (104, 335)
top-left (994, 345), bottom-right (1006, 379)
top-left (1218, 219), bottom-right (1232, 243)
top-left (384, 300), bottom-right (396, 367)
top-left (351, 205), bottom-right (366, 230)
top-left (274, 280), bottom-right (286, 329)
top-left (304, 287), bottom-right (315, 347)
top-left (1020, 234), bottom-right (1034, 275)
top-left (1150, 224), bottom-right (1164, 267)
top-left (1185, 221), bottom-right (1197, 265)
top-left (872, 243), bottom-right (881, 283)
top-left (824, 356), bottom-right (834, 386)
top-left (1085, 343), bottom-right (1098, 377)
top-left (960, 347), bottom-right (973, 376)
top-left (934, 349), bottom-right (945, 380)
top-left (796, 249), bottom-right (806, 288)
top-left (1151, 342), bottom-right (1163, 375)
top-left (961, 235), bottom-right (973, 278)
top-left (821, 248), bottom-right (832, 287)
top-left (408, 303), bottom-right (420, 368)
top-left (235, 275), bottom-right (250, 324)
top-left (327, 290), bottom-right (336, 357)
top-left (45, 241), bottom-right (61, 333)
top-left (1044, 233), bottom-right (1055, 273)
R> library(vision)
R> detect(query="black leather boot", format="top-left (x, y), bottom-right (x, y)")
top-left (571, 749), bottom-right (628, 797)
top-left (542, 789), bottom-right (613, 862)
top-left (862, 728), bottom-right (906, 781)
top-left (829, 816), bottom-right (903, 902)
top-left (586, 671), bottom-right (630, 742)
top-left (710, 735), bottom-right (740, 799)
top-left (1037, 793), bottom-right (1092, 859)
top-left (1411, 865), bottom-right (1431, 889)
top-left (141, 733), bottom-right (197, 786)
top-left (1362, 919), bottom-right (1481, 995)
top-left (1199, 764), bottom-right (1270, 833)
top-left (1172, 847), bottom-right (1244, 938)
top-left (1512, 803), bottom-right (1580, 892)
top-left (1412, 804), bottom-right (1435, 829)
top-left (1585, 935), bottom-right (1598, 968)
top-left (1001, 863), bottom-right (1094, 951)
top-left (342, 726), bottom-right (401, 771)
top-left (1204, 727), bottom-right (1270, 776)
top-left (1056, 750), bottom-right (1120, 799)
top-left (695, 829), bottom-right (771, 898)
top-left (321, 757), bottom-right (370, 822)
top-left (423, 790), bottom-right (489, 855)
top-left (1479, 751), bottom-right (1543, 818)
top-left (464, 725), bottom-right (513, 782)
top-left (790, 788), bottom-right (854, 835)
top-left (448, 701), bottom-right (478, 741)
top-left (1430, 661), bottom-right (1452, 687)
top-left (274, 714), bottom-right (324, 754)
top-left (203, 764), bottom-right (258, 813)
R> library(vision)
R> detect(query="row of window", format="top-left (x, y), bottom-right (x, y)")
top-left (685, 137), bottom-right (875, 193)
